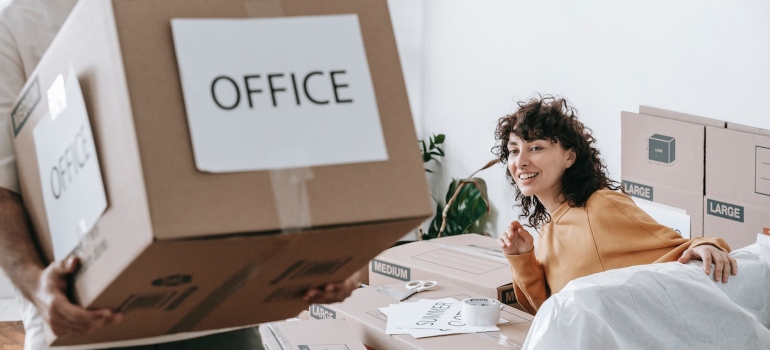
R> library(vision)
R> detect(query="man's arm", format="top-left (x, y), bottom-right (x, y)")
top-left (0, 187), bottom-right (121, 336)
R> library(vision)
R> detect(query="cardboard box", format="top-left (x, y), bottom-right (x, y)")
top-left (258, 319), bottom-right (367, 350)
top-left (10, 0), bottom-right (431, 345)
top-left (308, 282), bottom-right (533, 349)
top-left (704, 125), bottom-right (770, 249)
top-left (368, 234), bottom-right (517, 305)
top-left (621, 107), bottom-right (726, 238)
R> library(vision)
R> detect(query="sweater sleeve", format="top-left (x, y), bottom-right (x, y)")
top-left (506, 251), bottom-right (547, 315)
top-left (592, 191), bottom-right (731, 267)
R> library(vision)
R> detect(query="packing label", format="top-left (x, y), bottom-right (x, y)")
top-left (371, 259), bottom-right (410, 282)
top-left (622, 180), bottom-right (653, 201)
top-left (706, 199), bottom-right (744, 223)
top-left (32, 67), bottom-right (107, 261)
top-left (171, 15), bottom-right (387, 172)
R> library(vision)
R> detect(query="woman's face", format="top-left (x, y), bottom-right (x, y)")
top-left (507, 134), bottom-right (576, 203)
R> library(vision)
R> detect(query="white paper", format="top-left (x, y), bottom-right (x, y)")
top-left (632, 197), bottom-right (691, 238)
top-left (380, 298), bottom-right (502, 339)
top-left (171, 15), bottom-right (387, 173)
top-left (32, 67), bottom-right (107, 260)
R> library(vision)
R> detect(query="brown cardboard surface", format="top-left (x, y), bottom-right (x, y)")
top-left (11, 0), bottom-right (431, 345)
top-left (259, 319), bottom-right (367, 350)
top-left (368, 234), bottom-right (516, 305)
top-left (308, 282), bottom-right (533, 350)
top-left (621, 175), bottom-right (704, 238)
top-left (726, 122), bottom-right (770, 136)
top-left (704, 195), bottom-right (770, 250)
top-left (621, 111), bottom-right (707, 192)
top-left (706, 126), bottom-right (770, 208)
top-left (638, 106), bottom-right (726, 128)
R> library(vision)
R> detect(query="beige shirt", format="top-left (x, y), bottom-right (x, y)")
top-left (506, 189), bottom-right (730, 315)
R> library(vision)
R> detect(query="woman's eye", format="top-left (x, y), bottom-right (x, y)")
top-left (508, 149), bottom-right (519, 155)
top-left (531, 146), bottom-right (543, 151)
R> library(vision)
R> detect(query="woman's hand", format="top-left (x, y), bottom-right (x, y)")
top-left (498, 221), bottom-right (535, 255)
top-left (678, 244), bottom-right (738, 282)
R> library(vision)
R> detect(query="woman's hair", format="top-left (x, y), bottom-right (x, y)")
top-left (492, 94), bottom-right (620, 229)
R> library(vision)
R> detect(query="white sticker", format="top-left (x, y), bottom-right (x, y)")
top-left (171, 15), bottom-right (388, 173)
top-left (32, 67), bottom-right (107, 261)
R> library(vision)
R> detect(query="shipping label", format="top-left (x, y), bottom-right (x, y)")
top-left (622, 180), bottom-right (653, 200)
top-left (32, 68), bottom-right (107, 260)
top-left (11, 77), bottom-right (41, 135)
top-left (309, 304), bottom-right (336, 320)
top-left (171, 15), bottom-right (387, 172)
top-left (371, 259), bottom-right (410, 282)
top-left (706, 199), bottom-right (744, 222)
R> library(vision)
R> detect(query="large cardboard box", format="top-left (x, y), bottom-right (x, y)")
top-left (308, 282), bottom-right (533, 349)
top-left (368, 234), bottom-right (516, 306)
top-left (10, 0), bottom-right (431, 345)
top-left (621, 107), bottom-right (726, 238)
top-left (258, 319), bottom-right (367, 350)
top-left (704, 124), bottom-right (770, 249)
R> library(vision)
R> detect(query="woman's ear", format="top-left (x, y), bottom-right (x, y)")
top-left (566, 149), bottom-right (577, 168)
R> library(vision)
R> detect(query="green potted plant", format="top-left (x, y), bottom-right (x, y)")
top-left (418, 134), bottom-right (498, 240)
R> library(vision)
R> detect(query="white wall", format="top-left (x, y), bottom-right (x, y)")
top-left (389, 0), bottom-right (770, 241)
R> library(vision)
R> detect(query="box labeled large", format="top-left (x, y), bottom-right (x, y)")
top-left (258, 319), bottom-right (367, 350)
top-left (621, 107), bottom-right (726, 238)
top-left (368, 234), bottom-right (517, 306)
top-left (11, 0), bottom-right (431, 345)
top-left (705, 125), bottom-right (770, 249)
top-left (308, 282), bottom-right (533, 349)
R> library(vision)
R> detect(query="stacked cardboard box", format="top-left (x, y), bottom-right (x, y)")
top-left (704, 123), bottom-right (770, 249)
top-left (368, 234), bottom-right (517, 306)
top-left (621, 106), bottom-right (726, 238)
top-left (11, 0), bottom-right (431, 345)
top-left (308, 282), bottom-right (533, 349)
top-left (259, 319), bottom-right (367, 350)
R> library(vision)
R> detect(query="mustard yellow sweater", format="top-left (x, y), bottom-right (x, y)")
top-left (506, 190), bottom-right (730, 315)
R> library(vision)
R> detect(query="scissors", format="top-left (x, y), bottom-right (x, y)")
top-left (399, 280), bottom-right (438, 301)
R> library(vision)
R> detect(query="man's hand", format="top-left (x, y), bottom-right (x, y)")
top-left (498, 221), bottom-right (535, 256)
top-left (34, 257), bottom-right (122, 336)
top-left (302, 271), bottom-right (361, 304)
top-left (678, 244), bottom-right (738, 283)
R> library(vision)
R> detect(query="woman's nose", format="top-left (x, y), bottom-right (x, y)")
top-left (516, 151), bottom-right (529, 169)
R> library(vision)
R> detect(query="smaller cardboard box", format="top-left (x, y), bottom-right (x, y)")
top-left (258, 319), bottom-right (367, 350)
top-left (308, 282), bottom-right (533, 350)
top-left (621, 107), bottom-right (726, 238)
top-left (368, 234), bottom-right (516, 305)
top-left (704, 124), bottom-right (770, 249)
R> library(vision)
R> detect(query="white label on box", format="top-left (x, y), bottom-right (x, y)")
top-left (32, 68), bottom-right (107, 261)
top-left (171, 15), bottom-right (387, 173)
top-left (632, 197), bottom-right (690, 239)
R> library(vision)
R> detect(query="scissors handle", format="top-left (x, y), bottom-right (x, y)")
top-left (405, 280), bottom-right (437, 291)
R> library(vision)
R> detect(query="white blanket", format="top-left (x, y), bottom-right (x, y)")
top-left (524, 242), bottom-right (770, 350)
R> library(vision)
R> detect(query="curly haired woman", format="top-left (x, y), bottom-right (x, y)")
top-left (495, 95), bottom-right (737, 315)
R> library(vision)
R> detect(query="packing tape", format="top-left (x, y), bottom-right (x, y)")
top-left (244, 0), bottom-right (315, 233)
top-left (269, 168), bottom-right (314, 232)
top-left (244, 0), bottom-right (285, 18)
top-left (461, 297), bottom-right (500, 327)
